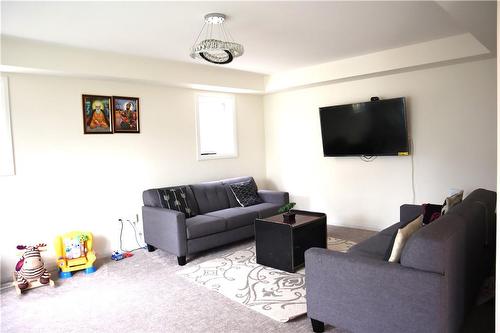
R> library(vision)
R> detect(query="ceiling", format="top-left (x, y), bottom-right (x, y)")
top-left (1, 1), bottom-right (495, 74)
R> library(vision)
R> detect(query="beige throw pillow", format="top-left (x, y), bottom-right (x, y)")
top-left (388, 215), bottom-right (423, 263)
top-left (441, 190), bottom-right (464, 215)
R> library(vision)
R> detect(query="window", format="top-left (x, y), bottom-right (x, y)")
top-left (196, 94), bottom-right (237, 160)
top-left (0, 76), bottom-right (15, 176)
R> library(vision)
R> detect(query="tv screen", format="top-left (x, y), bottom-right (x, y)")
top-left (319, 97), bottom-right (409, 157)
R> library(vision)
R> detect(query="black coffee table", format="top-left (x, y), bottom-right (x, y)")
top-left (254, 210), bottom-right (327, 273)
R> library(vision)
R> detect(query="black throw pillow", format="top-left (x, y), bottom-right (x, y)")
top-left (422, 203), bottom-right (443, 225)
top-left (229, 180), bottom-right (263, 207)
top-left (157, 187), bottom-right (196, 218)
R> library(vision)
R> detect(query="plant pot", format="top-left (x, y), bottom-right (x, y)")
top-left (283, 212), bottom-right (296, 224)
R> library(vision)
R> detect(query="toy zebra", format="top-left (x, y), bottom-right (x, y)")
top-left (14, 243), bottom-right (54, 294)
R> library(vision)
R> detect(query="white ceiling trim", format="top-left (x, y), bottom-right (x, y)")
top-left (0, 36), bottom-right (266, 94)
top-left (0, 32), bottom-right (493, 95)
top-left (264, 33), bottom-right (491, 93)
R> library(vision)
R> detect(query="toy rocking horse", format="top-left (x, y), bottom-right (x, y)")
top-left (13, 243), bottom-right (55, 295)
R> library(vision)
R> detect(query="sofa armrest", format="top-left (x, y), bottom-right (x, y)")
top-left (258, 190), bottom-right (289, 205)
top-left (400, 204), bottom-right (423, 224)
top-left (142, 206), bottom-right (187, 257)
top-left (305, 248), bottom-right (445, 333)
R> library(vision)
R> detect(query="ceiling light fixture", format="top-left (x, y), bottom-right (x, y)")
top-left (190, 13), bottom-right (244, 65)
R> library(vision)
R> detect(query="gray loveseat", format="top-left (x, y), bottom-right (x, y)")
top-left (305, 188), bottom-right (496, 333)
top-left (142, 176), bottom-right (289, 265)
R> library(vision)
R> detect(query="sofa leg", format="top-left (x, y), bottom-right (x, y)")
top-left (146, 244), bottom-right (156, 252)
top-left (311, 318), bottom-right (324, 333)
top-left (177, 256), bottom-right (187, 266)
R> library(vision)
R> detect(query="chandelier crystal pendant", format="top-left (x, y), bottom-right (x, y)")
top-left (190, 13), bottom-right (244, 65)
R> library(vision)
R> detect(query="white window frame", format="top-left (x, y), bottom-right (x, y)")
top-left (195, 93), bottom-right (238, 161)
top-left (0, 76), bottom-right (15, 176)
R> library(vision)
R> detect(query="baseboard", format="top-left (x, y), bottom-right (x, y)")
top-left (328, 221), bottom-right (381, 232)
top-left (1, 256), bottom-right (108, 290)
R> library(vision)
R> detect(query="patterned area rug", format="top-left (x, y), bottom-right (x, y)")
top-left (177, 237), bottom-right (356, 322)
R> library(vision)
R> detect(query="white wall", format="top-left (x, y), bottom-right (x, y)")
top-left (264, 58), bottom-right (497, 231)
top-left (1, 58), bottom-right (496, 285)
top-left (0, 74), bottom-right (265, 283)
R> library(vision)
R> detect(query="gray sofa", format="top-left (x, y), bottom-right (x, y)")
top-left (305, 188), bottom-right (496, 333)
top-left (142, 176), bottom-right (289, 265)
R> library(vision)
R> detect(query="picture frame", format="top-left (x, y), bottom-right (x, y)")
top-left (112, 96), bottom-right (140, 133)
top-left (82, 94), bottom-right (113, 134)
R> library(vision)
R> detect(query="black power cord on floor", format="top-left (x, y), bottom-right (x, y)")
top-left (118, 218), bottom-right (147, 252)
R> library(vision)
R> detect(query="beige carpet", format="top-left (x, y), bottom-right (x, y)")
top-left (1, 227), bottom-right (491, 333)
top-left (177, 237), bottom-right (355, 322)
top-left (1, 235), bottom-right (357, 333)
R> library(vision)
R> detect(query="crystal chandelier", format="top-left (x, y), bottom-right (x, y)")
top-left (190, 13), bottom-right (244, 65)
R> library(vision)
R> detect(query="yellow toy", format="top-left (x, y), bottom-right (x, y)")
top-left (54, 231), bottom-right (96, 278)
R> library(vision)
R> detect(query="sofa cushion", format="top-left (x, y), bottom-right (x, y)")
top-left (348, 233), bottom-right (394, 260)
top-left (445, 200), bottom-right (489, 305)
top-left (143, 186), bottom-right (199, 215)
top-left (229, 180), bottom-right (263, 207)
top-left (157, 187), bottom-right (197, 218)
top-left (206, 208), bottom-right (259, 230)
top-left (143, 188), bottom-right (162, 207)
top-left (462, 188), bottom-right (497, 214)
top-left (186, 215), bottom-right (226, 239)
top-left (461, 188), bottom-right (496, 249)
top-left (447, 201), bottom-right (487, 246)
top-left (400, 213), bottom-right (466, 274)
top-left (190, 181), bottom-right (230, 214)
top-left (221, 176), bottom-right (256, 207)
top-left (240, 202), bottom-right (282, 218)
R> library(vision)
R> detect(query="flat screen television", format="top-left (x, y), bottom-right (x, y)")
top-left (319, 97), bottom-right (409, 157)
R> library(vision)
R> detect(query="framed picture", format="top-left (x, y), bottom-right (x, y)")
top-left (112, 96), bottom-right (140, 133)
top-left (82, 95), bottom-right (113, 134)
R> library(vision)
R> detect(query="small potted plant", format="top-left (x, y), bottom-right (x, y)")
top-left (278, 202), bottom-right (296, 223)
